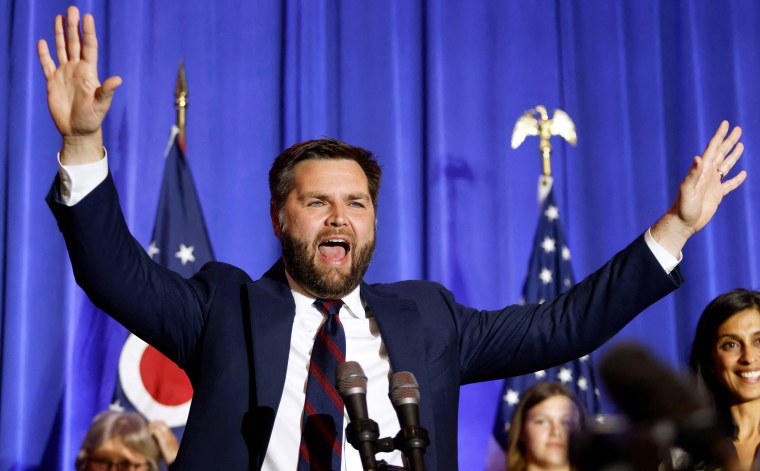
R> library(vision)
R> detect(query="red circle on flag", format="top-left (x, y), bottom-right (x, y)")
top-left (139, 345), bottom-right (194, 406)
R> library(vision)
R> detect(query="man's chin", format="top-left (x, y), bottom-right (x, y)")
top-left (310, 272), bottom-right (358, 298)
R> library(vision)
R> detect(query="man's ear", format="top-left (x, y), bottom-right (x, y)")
top-left (270, 203), bottom-right (282, 238)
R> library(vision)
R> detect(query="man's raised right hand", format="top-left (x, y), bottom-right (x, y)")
top-left (37, 5), bottom-right (121, 165)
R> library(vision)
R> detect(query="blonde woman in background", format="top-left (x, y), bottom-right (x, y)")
top-left (75, 410), bottom-right (178, 471)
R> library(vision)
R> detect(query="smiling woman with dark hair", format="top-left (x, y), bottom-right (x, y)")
top-left (690, 288), bottom-right (760, 470)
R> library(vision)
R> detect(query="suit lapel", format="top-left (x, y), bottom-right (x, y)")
top-left (361, 285), bottom-right (437, 468)
top-left (246, 260), bottom-right (295, 413)
top-left (361, 287), bottom-right (426, 373)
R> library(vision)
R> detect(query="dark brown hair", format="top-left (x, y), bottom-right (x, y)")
top-left (689, 288), bottom-right (760, 439)
top-left (268, 137), bottom-right (382, 220)
top-left (505, 382), bottom-right (587, 471)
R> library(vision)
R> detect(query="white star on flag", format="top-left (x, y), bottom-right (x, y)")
top-left (175, 243), bottom-right (196, 265)
top-left (541, 237), bottom-right (556, 253)
top-left (504, 389), bottom-right (520, 406)
top-left (577, 377), bottom-right (589, 391)
top-left (534, 370), bottom-right (547, 379)
top-left (557, 367), bottom-right (573, 383)
top-left (562, 246), bottom-right (571, 261)
top-left (147, 241), bottom-right (160, 259)
top-left (544, 205), bottom-right (559, 222)
top-left (539, 268), bottom-right (553, 284)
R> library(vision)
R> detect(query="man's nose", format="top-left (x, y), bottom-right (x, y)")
top-left (328, 206), bottom-right (347, 227)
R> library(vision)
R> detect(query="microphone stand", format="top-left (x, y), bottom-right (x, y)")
top-left (393, 425), bottom-right (430, 471)
top-left (345, 418), bottom-right (381, 470)
top-left (345, 418), bottom-right (430, 470)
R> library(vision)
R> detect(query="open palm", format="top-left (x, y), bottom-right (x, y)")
top-left (37, 7), bottom-right (121, 138)
top-left (673, 121), bottom-right (745, 234)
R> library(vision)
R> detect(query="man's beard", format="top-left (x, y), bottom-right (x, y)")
top-left (280, 228), bottom-right (375, 299)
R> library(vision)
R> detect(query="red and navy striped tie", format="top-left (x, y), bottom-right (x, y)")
top-left (297, 299), bottom-right (346, 470)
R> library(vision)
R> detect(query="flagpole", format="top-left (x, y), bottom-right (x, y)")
top-left (175, 61), bottom-right (188, 148)
top-left (486, 106), bottom-right (600, 469)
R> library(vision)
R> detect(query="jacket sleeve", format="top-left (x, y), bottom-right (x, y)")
top-left (47, 172), bottom-right (206, 369)
top-left (449, 234), bottom-right (683, 384)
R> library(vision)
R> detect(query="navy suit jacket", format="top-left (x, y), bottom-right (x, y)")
top-left (48, 174), bottom-right (682, 470)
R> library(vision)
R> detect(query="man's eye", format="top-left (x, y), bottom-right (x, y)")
top-left (349, 202), bottom-right (365, 208)
top-left (308, 201), bottom-right (325, 207)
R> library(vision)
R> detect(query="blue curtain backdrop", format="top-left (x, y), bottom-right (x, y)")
top-left (2, 1), bottom-right (759, 469)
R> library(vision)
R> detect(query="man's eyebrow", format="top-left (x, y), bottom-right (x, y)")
top-left (301, 192), bottom-right (325, 198)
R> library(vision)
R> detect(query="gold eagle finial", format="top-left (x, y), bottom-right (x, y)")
top-left (511, 105), bottom-right (576, 176)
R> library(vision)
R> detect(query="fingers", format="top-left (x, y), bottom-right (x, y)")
top-left (66, 6), bottom-right (82, 61)
top-left (717, 141), bottom-right (744, 176)
top-left (81, 13), bottom-right (98, 65)
top-left (37, 40), bottom-right (56, 79)
top-left (705, 121), bottom-right (742, 166)
top-left (722, 170), bottom-right (748, 195)
top-left (96, 76), bottom-right (123, 106)
top-left (148, 420), bottom-right (166, 435)
top-left (704, 120), bottom-right (729, 161)
top-left (45, 7), bottom-right (100, 78)
top-left (716, 125), bottom-right (742, 161)
top-left (54, 14), bottom-right (67, 65)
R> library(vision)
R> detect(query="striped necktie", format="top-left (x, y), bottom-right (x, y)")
top-left (297, 299), bottom-right (346, 470)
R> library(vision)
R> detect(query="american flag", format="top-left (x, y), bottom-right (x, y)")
top-left (112, 127), bottom-right (214, 439)
top-left (488, 184), bottom-right (600, 464)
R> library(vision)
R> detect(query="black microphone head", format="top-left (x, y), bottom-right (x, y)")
top-left (336, 361), bottom-right (367, 398)
top-left (390, 371), bottom-right (420, 407)
top-left (600, 342), bottom-right (701, 423)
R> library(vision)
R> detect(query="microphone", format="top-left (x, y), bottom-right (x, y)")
top-left (599, 342), bottom-right (701, 424)
top-left (390, 371), bottom-right (429, 471)
top-left (571, 342), bottom-right (733, 471)
top-left (336, 361), bottom-right (379, 470)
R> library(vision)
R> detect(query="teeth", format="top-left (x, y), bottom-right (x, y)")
top-left (739, 371), bottom-right (760, 379)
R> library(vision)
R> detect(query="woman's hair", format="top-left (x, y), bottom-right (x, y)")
top-left (505, 382), bottom-right (587, 471)
top-left (689, 288), bottom-right (760, 439)
top-left (75, 410), bottom-right (161, 471)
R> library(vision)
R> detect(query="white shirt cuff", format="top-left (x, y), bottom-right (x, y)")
top-left (57, 150), bottom-right (109, 206)
top-left (644, 228), bottom-right (682, 274)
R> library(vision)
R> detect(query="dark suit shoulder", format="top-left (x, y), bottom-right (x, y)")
top-left (364, 278), bottom-right (449, 295)
top-left (194, 260), bottom-right (254, 283)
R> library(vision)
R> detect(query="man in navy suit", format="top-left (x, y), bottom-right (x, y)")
top-left (39, 6), bottom-right (747, 470)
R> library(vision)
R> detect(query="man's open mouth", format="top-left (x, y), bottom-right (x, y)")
top-left (318, 238), bottom-right (350, 261)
